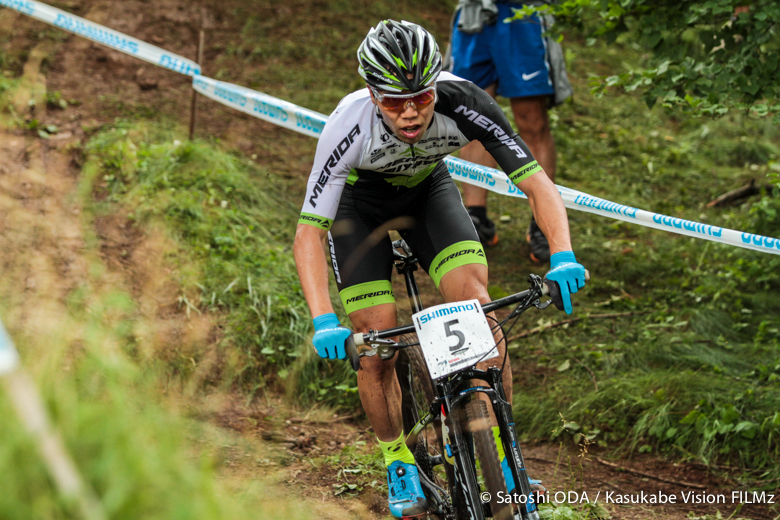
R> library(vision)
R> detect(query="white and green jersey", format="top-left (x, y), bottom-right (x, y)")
top-left (299, 71), bottom-right (542, 230)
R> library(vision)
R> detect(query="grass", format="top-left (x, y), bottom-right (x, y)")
top-left (0, 286), bottom-right (310, 520)
top-left (0, 104), bottom-right (314, 518)
top-left (486, 37), bottom-right (780, 480)
top-left (81, 122), bottom-right (361, 407)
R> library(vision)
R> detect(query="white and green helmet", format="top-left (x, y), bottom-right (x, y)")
top-left (357, 20), bottom-right (442, 93)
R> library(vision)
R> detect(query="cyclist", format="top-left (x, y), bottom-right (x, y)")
top-left (293, 19), bottom-right (586, 518)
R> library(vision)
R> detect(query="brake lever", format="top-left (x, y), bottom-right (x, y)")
top-left (347, 331), bottom-right (400, 371)
top-left (370, 338), bottom-right (396, 345)
top-left (534, 299), bottom-right (553, 310)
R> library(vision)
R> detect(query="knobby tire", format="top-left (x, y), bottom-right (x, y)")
top-left (465, 400), bottom-right (512, 520)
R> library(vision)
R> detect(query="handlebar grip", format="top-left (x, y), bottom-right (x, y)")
top-left (345, 334), bottom-right (361, 372)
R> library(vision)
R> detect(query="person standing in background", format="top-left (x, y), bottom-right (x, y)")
top-left (449, 0), bottom-right (572, 263)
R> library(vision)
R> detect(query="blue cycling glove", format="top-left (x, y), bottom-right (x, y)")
top-left (543, 251), bottom-right (586, 315)
top-left (312, 313), bottom-right (352, 360)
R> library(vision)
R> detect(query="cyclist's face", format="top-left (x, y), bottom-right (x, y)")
top-left (369, 86), bottom-right (436, 145)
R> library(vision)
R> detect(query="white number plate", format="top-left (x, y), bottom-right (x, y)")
top-left (412, 299), bottom-right (498, 380)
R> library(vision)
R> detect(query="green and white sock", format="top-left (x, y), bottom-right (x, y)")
top-left (378, 432), bottom-right (416, 467)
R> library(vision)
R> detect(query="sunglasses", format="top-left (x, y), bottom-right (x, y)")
top-left (371, 86), bottom-right (438, 112)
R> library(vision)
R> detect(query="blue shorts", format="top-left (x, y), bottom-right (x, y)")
top-left (451, 5), bottom-right (554, 99)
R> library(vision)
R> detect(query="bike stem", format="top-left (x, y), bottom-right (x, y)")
top-left (394, 250), bottom-right (424, 314)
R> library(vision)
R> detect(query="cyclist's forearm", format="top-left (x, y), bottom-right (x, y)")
top-left (520, 172), bottom-right (573, 254)
top-left (294, 223), bottom-right (335, 318)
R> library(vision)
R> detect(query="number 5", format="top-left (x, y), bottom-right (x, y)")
top-left (444, 319), bottom-right (465, 352)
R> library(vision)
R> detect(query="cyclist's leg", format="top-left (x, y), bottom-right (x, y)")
top-left (330, 187), bottom-right (428, 517)
top-left (439, 265), bottom-right (546, 508)
top-left (331, 213), bottom-right (404, 444)
top-left (331, 187), bottom-right (404, 443)
top-left (347, 305), bottom-right (429, 518)
top-left (348, 303), bottom-right (403, 441)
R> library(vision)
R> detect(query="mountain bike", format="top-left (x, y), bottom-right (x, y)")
top-left (346, 239), bottom-right (586, 520)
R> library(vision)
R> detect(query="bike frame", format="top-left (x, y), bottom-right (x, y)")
top-left (390, 241), bottom-right (542, 520)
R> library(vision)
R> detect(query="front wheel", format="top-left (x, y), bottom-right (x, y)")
top-left (465, 399), bottom-right (512, 520)
top-left (398, 334), bottom-right (479, 519)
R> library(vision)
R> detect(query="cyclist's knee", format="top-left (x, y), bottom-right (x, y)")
top-left (438, 263), bottom-right (489, 304)
top-left (348, 302), bottom-right (397, 333)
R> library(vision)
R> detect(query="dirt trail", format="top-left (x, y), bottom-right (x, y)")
top-left (0, 131), bottom-right (86, 343)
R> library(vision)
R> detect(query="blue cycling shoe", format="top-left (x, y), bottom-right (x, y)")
top-left (501, 457), bottom-right (546, 512)
top-left (387, 460), bottom-right (429, 518)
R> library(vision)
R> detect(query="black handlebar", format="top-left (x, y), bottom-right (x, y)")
top-left (345, 282), bottom-right (542, 371)
top-left (345, 270), bottom-right (590, 371)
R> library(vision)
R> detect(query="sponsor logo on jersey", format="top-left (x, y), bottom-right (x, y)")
top-left (300, 214), bottom-right (327, 225)
top-left (508, 163), bottom-right (540, 183)
top-left (345, 290), bottom-right (393, 304)
top-left (419, 136), bottom-right (447, 144)
top-left (454, 105), bottom-right (527, 159)
top-left (399, 146), bottom-right (427, 157)
top-left (328, 233), bottom-right (341, 284)
top-left (377, 153), bottom-right (449, 174)
top-left (309, 124), bottom-right (361, 207)
top-left (433, 248), bottom-right (485, 274)
top-left (370, 147), bottom-right (386, 164)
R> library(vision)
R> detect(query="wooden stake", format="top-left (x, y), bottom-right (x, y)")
top-left (189, 28), bottom-right (205, 141)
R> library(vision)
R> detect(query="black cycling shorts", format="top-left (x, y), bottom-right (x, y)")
top-left (328, 163), bottom-right (486, 315)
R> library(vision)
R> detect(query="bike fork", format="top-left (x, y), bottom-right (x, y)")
top-left (486, 368), bottom-right (541, 520)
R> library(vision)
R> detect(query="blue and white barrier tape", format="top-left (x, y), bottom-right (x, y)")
top-left (446, 156), bottom-right (780, 255)
top-left (4, 0), bottom-right (778, 256)
top-left (0, 320), bottom-right (20, 375)
top-left (1, 0), bottom-right (201, 75)
top-left (192, 76), bottom-right (327, 137)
